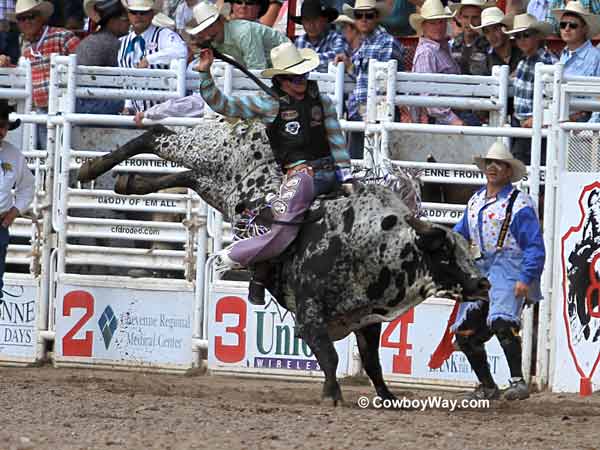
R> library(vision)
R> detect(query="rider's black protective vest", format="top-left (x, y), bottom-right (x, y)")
top-left (266, 81), bottom-right (331, 171)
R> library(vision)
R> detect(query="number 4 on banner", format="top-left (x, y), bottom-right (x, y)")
top-left (380, 309), bottom-right (415, 374)
top-left (62, 290), bottom-right (95, 357)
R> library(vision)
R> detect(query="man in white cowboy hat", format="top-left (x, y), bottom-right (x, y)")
top-left (471, 7), bottom-right (522, 75)
top-left (0, 100), bottom-right (34, 300)
top-left (554, 1), bottom-right (600, 77)
top-left (196, 42), bottom-right (353, 305)
top-left (504, 13), bottom-right (557, 164)
top-left (546, 0), bottom-right (600, 30)
top-left (185, 0), bottom-right (288, 70)
top-left (410, 0), bottom-right (465, 125)
top-left (339, 0), bottom-right (404, 158)
top-left (77, 0), bottom-right (129, 115)
top-left (448, 141), bottom-right (545, 401)
top-left (449, 0), bottom-right (494, 75)
top-left (334, 14), bottom-right (361, 51)
top-left (293, 0), bottom-right (350, 73)
top-left (118, 0), bottom-right (187, 114)
top-left (0, 0), bottom-right (80, 148)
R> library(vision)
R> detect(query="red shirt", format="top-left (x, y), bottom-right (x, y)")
top-left (22, 26), bottom-right (80, 109)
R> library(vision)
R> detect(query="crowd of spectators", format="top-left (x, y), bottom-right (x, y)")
top-left (1, 0), bottom-right (600, 163)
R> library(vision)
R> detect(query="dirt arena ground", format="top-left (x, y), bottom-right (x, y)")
top-left (0, 366), bottom-right (598, 450)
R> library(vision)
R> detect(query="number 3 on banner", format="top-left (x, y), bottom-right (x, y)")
top-left (380, 309), bottom-right (415, 374)
top-left (214, 296), bottom-right (247, 363)
top-left (62, 290), bottom-right (95, 357)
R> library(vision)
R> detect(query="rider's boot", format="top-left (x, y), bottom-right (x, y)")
top-left (248, 262), bottom-right (270, 306)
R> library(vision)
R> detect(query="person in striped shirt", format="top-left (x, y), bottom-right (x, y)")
top-left (197, 42), bottom-right (352, 305)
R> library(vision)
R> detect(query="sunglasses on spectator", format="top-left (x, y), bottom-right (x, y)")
top-left (280, 74), bottom-right (308, 84)
top-left (16, 12), bottom-right (40, 22)
top-left (128, 9), bottom-right (152, 15)
top-left (514, 30), bottom-right (536, 39)
top-left (354, 11), bottom-right (377, 20)
top-left (232, 0), bottom-right (259, 5)
top-left (560, 21), bottom-right (581, 30)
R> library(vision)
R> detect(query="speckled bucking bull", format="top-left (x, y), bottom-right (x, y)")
top-left (78, 118), bottom-right (488, 405)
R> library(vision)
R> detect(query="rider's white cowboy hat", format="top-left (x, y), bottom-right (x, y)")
top-left (15, 0), bottom-right (54, 17)
top-left (552, 1), bottom-right (600, 39)
top-left (260, 42), bottom-right (319, 78)
top-left (409, 0), bottom-right (454, 36)
top-left (153, 12), bottom-right (175, 29)
top-left (471, 6), bottom-right (512, 29)
top-left (474, 141), bottom-right (527, 182)
top-left (121, 0), bottom-right (156, 12)
top-left (185, 1), bottom-right (231, 35)
top-left (503, 13), bottom-right (553, 36)
top-left (448, 0), bottom-right (496, 14)
top-left (342, 0), bottom-right (389, 20)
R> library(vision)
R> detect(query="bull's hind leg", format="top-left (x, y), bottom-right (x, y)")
top-left (78, 125), bottom-right (175, 183)
top-left (114, 171), bottom-right (197, 195)
top-left (355, 323), bottom-right (396, 401)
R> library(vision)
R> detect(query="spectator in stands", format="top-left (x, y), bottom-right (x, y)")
top-left (174, 0), bottom-right (199, 32)
top-left (449, 11), bottom-right (463, 44)
top-left (118, 0), bottom-right (187, 115)
top-left (153, 11), bottom-right (176, 28)
top-left (0, 0), bottom-right (19, 64)
top-left (450, 0), bottom-right (493, 75)
top-left (293, 0), bottom-right (350, 72)
top-left (49, 0), bottom-right (85, 29)
top-left (546, 0), bottom-right (600, 31)
top-left (410, 0), bottom-right (480, 125)
top-left (77, 0), bottom-right (130, 114)
top-left (340, 0), bottom-right (404, 158)
top-left (527, 0), bottom-right (549, 22)
top-left (334, 14), bottom-right (361, 51)
top-left (0, 100), bottom-right (34, 297)
top-left (185, 1), bottom-right (288, 70)
top-left (0, 0), bottom-right (80, 148)
top-left (472, 7), bottom-right (523, 75)
top-left (381, 0), bottom-right (424, 36)
top-left (505, 13), bottom-right (557, 164)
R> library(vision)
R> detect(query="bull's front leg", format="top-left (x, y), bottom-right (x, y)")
top-left (296, 298), bottom-right (343, 405)
top-left (355, 323), bottom-right (396, 401)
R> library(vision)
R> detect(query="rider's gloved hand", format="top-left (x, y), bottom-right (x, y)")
top-left (335, 167), bottom-right (352, 183)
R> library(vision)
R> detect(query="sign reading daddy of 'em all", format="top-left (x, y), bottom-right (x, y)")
top-left (0, 282), bottom-right (38, 361)
top-left (55, 285), bottom-right (194, 369)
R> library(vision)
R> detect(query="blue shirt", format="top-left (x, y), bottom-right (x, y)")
top-left (347, 26), bottom-right (404, 120)
top-left (527, 0), bottom-right (549, 21)
top-left (560, 40), bottom-right (600, 77)
top-left (295, 28), bottom-right (351, 73)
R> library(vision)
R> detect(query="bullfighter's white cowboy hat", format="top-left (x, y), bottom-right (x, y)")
top-left (15, 0), bottom-right (54, 17)
top-left (474, 141), bottom-right (527, 182)
top-left (185, 1), bottom-right (231, 35)
top-left (471, 6), bottom-right (513, 30)
top-left (342, 0), bottom-right (389, 20)
top-left (503, 13), bottom-right (553, 36)
top-left (260, 42), bottom-right (319, 78)
top-left (409, 0), bottom-right (454, 36)
top-left (449, 0), bottom-right (496, 14)
top-left (552, 1), bottom-right (600, 39)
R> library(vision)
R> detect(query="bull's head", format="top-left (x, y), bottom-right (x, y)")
top-left (406, 216), bottom-right (489, 300)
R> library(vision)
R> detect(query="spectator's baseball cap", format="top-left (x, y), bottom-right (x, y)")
top-left (261, 42), bottom-right (319, 78)
top-left (409, 0), bottom-right (454, 36)
top-left (471, 7), bottom-right (512, 30)
top-left (15, 0), bottom-right (54, 18)
top-left (186, 1), bottom-right (230, 35)
top-left (552, 1), bottom-right (600, 39)
top-left (121, 0), bottom-right (155, 12)
top-left (474, 141), bottom-right (526, 182)
top-left (503, 13), bottom-right (553, 36)
top-left (342, 0), bottom-right (389, 19)
top-left (448, 0), bottom-right (496, 14)
top-left (291, 0), bottom-right (339, 24)
top-left (0, 100), bottom-right (21, 131)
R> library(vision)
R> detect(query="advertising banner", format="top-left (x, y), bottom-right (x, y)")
top-left (0, 279), bottom-right (38, 362)
top-left (55, 284), bottom-right (194, 370)
top-left (552, 173), bottom-right (600, 394)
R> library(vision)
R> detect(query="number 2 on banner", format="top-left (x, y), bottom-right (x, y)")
top-left (214, 296), bottom-right (247, 363)
top-left (62, 290), bottom-right (95, 357)
top-left (380, 309), bottom-right (415, 374)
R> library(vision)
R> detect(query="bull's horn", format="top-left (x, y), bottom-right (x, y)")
top-left (405, 215), bottom-right (433, 235)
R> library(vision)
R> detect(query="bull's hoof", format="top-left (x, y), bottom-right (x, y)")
top-left (115, 174), bottom-right (136, 195)
top-left (77, 160), bottom-right (102, 183)
top-left (321, 381), bottom-right (343, 407)
top-left (320, 396), bottom-right (344, 407)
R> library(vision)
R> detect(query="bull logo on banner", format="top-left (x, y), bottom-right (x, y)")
top-left (561, 182), bottom-right (600, 395)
